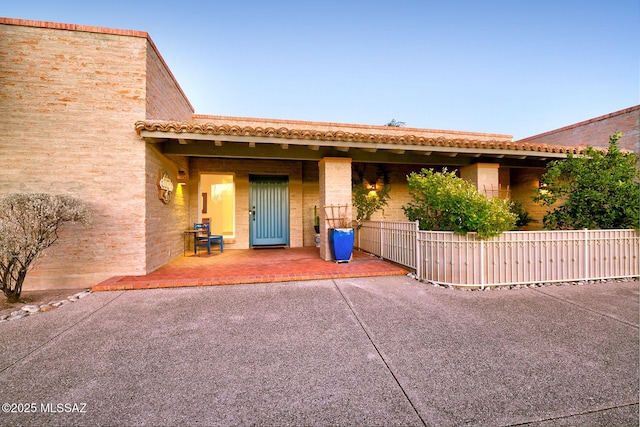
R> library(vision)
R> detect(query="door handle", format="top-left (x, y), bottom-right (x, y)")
top-left (251, 206), bottom-right (256, 221)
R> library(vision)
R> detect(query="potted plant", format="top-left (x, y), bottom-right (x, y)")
top-left (325, 204), bottom-right (354, 263)
top-left (313, 205), bottom-right (321, 247)
top-left (313, 205), bottom-right (320, 234)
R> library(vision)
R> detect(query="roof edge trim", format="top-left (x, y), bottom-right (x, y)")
top-left (193, 114), bottom-right (513, 140)
top-left (0, 17), bottom-right (148, 38)
top-left (135, 120), bottom-right (579, 154)
top-left (517, 105), bottom-right (640, 143)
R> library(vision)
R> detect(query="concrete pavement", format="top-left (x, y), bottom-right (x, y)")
top-left (0, 277), bottom-right (637, 426)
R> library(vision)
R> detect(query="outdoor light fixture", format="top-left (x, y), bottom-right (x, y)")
top-left (177, 170), bottom-right (187, 185)
top-left (538, 181), bottom-right (548, 195)
top-left (367, 182), bottom-right (377, 197)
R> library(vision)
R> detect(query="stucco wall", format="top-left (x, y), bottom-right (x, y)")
top-left (0, 21), bottom-right (150, 290)
top-left (516, 106), bottom-right (640, 153)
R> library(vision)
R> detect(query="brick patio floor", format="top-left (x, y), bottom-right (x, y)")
top-left (92, 247), bottom-right (408, 291)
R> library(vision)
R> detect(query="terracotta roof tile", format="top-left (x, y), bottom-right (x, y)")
top-left (135, 120), bottom-right (582, 154)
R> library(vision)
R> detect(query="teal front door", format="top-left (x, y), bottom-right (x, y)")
top-left (249, 176), bottom-right (289, 246)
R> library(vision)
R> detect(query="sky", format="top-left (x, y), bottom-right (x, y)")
top-left (2, 1), bottom-right (639, 140)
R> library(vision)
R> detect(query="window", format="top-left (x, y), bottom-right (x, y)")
top-left (201, 174), bottom-right (235, 238)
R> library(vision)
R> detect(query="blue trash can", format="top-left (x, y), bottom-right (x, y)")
top-left (329, 228), bottom-right (354, 262)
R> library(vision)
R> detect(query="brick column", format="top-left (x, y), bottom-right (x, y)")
top-left (460, 163), bottom-right (500, 198)
top-left (318, 157), bottom-right (352, 261)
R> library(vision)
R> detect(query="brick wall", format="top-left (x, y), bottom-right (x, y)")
top-left (189, 158), bottom-right (304, 249)
top-left (352, 164), bottom-right (547, 230)
top-left (0, 20), bottom-right (192, 290)
top-left (145, 42), bottom-right (193, 121)
top-left (144, 35), bottom-right (194, 272)
top-left (509, 168), bottom-right (548, 230)
top-left (516, 106), bottom-right (640, 153)
top-left (302, 161), bottom-right (320, 247)
top-left (0, 22), bottom-right (149, 290)
top-left (145, 148), bottom-right (190, 272)
top-left (318, 158), bottom-right (352, 260)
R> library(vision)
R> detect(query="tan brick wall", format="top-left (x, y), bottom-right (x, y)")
top-left (355, 164), bottom-right (433, 222)
top-left (189, 158), bottom-right (304, 249)
top-left (145, 148), bottom-right (190, 272)
top-left (510, 168), bottom-right (548, 230)
top-left (353, 164), bottom-right (543, 230)
top-left (145, 42), bottom-right (193, 121)
top-left (319, 158), bottom-right (352, 260)
top-left (516, 106), bottom-right (640, 153)
top-left (302, 161), bottom-right (320, 247)
top-left (144, 33), bottom-right (194, 273)
top-left (0, 21), bottom-right (192, 290)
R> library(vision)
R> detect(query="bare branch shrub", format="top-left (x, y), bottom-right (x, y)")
top-left (0, 193), bottom-right (90, 302)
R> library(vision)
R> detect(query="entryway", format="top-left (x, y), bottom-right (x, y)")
top-left (92, 247), bottom-right (408, 291)
top-left (249, 175), bottom-right (290, 247)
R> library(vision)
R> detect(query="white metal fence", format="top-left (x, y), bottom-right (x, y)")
top-left (357, 220), bottom-right (419, 270)
top-left (356, 221), bottom-right (640, 288)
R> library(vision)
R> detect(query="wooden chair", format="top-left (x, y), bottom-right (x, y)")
top-left (193, 223), bottom-right (224, 254)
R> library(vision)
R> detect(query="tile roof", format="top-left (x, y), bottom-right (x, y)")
top-left (135, 120), bottom-right (582, 154)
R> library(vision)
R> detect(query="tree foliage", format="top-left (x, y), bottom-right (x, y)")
top-left (402, 168), bottom-right (516, 239)
top-left (352, 164), bottom-right (391, 223)
top-left (533, 132), bottom-right (640, 230)
top-left (0, 193), bottom-right (90, 302)
top-left (385, 119), bottom-right (406, 127)
top-left (352, 184), bottom-right (391, 223)
top-left (510, 200), bottom-right (537, 229)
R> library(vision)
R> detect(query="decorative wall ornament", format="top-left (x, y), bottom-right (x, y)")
top-left (157, 169), bottom-right (174, 204)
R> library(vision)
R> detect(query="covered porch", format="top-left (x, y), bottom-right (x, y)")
top-left (92, 247), bottom-right (407, 291)
top-left (136, 115), bottom-right (579, 267)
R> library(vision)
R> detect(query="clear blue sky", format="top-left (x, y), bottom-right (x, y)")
top-left (3, 1), bottom-right (639, 139)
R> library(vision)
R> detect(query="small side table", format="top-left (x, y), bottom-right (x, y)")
top-left (183, 230), bottom-right (200, 256)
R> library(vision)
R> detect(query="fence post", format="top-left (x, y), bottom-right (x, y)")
top-left (583, 228), bottom-right (589, 279)
top-left (414, 221), bottom-right (421, 279)
top-left (379, 221), bottom-right (384, 258)
top-left (480, 239), bottom-right (485, 289)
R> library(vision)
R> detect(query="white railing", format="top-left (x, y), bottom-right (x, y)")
top-left (355, 221), bottom-right (640, 288)
top-left (356, 220), bottom-right (419, 270)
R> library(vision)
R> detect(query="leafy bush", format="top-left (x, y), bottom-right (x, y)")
top-left (533, 132), bottom-right (640, 230)
top-left (0, 193), bottom-right (90, 302)
top-left (402, 168), bottom-right (516, 239)
top-left (352, 183), bottom-right (390, 223)
top-left (352, 164), bottom-right (391, 223)
top-left (510, 200), bottom-right (537, 229)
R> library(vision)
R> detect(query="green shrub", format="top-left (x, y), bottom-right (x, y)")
top-left (533, 132), bottom-right (640, 230)
top-left (352, 164), bottom-right (391, 223)
top-left (510, 200), bottom-right (537, 229)
top-left (402, 168), bottom-right (516, 239)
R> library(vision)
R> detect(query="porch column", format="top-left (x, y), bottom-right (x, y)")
top-left (318, 157), bottom-right (352, 261)
top-left (460, 163), bottom-right (500, 198)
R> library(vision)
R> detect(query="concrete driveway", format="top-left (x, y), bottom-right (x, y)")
top-left (0, 277), bottom-right (638, 426)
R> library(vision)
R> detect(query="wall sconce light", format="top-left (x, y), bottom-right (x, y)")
top-left (538, 181), bottom-right (548, 195)
top-left (367, 182), bottom-right (377, 197)
top-left (177, 170), bottom-right (188, 185)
